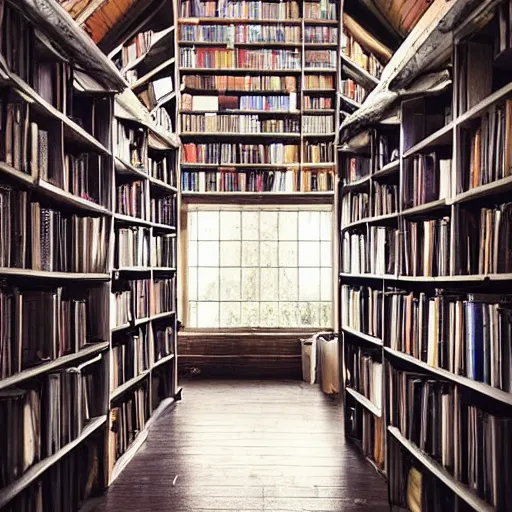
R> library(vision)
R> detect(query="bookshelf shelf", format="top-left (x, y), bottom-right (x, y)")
top-left (148, 176), bottom-right (179, 193)
top-left (111, 317), bottom-right (151, 333)
top-left (180, 109), bottom-right (299, 115)
top-left (150, 311), bottom-right (176, 321)
top-left (178, 17), bottom-right (302, 25)
top-left (451, 175), bottom-right (512, 204)
top-left (178, 41), bottom-right (302, 48)
top-left (304, 68), bottom-right (337, 73)
top-left (0, 342), bottom-right (110, 392)
top-left (303, 162), bottom-right (336, 168)
top-left (400, 198), bottom-right (447, 217)
top-left (340, 54), bottom-right (379, 90)
top-left (346, 387), bottom-right (382, 417)
top-left (181, 191), bottom-right (335, 197)
top-left (339, 94), bottom-right (362, 110)
top-left (113, 267), bottom-right (152, 273)
top-left (130, 58), bottom-right (176, 91)
top-left (152, 353), bottom-right (176, 370)
top-left (114, 213), bottom-right (153, 228)
top-left (153, 267), bottom-right (177, 272)
top-left (342, 326), bottom-right (383, 347)
top-left (115, 157), bottom-right (148, 179)
top-left (0, 415), bottom-right (108, 510)
top-left (341, 212), bottom-right (399, 231)
top-left (181, 88), bottom-right (295, 96)
top-left (303, 132), bottom-right (337, 138)
top-left (0, 162), bottom-right (36, 185)
top-left (388, 426), bottom-right (494, 512)
top-left (179, 67), bottom-right (302, 74)
top-left (303, 109), bottom-right (336, 114)
top-left (0, 268), bottom-right (111, 280)
top-left (110, 370), bottom-right (150, 401)
top-left (373, 159), bottom-right (400, 178)
top-left (384, 347), bottom-right (512, 406)
top-left (402, 122), bottom-right (454, 158)
top-left (181, 132), bottom-right (301, 139)
top-left (151, 222), bottom-right (177, 232)
top-left (341, 174), bottom-right (371, 190)
top-left (181, 163), bottom-right (301, 169)
top-left (304, 19), bottom-right (338, 26)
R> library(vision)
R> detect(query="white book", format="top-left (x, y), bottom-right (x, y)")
top-left (439, 158), bottom-right (452, 199)
top-left (192, 95), bottom-right (219, 112)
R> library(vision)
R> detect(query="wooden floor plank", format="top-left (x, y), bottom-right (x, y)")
top-left (93, 380), bottom-right (388, 512)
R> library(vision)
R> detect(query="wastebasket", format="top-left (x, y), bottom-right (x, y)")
top-left (301, 335), bottom-right (317, 384)
top-left (318, 332), bottom-right (339, 395)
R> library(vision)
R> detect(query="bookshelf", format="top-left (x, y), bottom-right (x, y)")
top-left (177, 0), bottom-right (340, 195)
top-left (339, 2), bottom-right (512, 510)
top-left (0, 1), bottom-right (181, 509)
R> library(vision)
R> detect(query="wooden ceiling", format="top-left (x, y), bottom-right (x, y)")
top-left (59, 0), bottom-right (432, 47)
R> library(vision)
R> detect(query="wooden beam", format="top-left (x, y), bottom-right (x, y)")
top-left (12, 0), bottom-right (125, 90)
top-left (75, 0), bottom-right (106, 25)
top-left (340, 0), bottom-right (489, 142)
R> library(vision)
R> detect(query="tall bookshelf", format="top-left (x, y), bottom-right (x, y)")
top-left (339, 1), bottom-right (512, 510)
top-left (176, 0), bottom-right (340, 196)
top-left (0, 1), bottom-right (181, 510)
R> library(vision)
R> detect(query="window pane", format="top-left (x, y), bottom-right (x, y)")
top-left (241, 302), bottom-right (259, 327)
top-left (260, 268), bottom-right (278, 301)
top-left (260, 302), bottom-right (279, 327)
top-left (220, 211), bottom-right (241, 240)
top-left (279, 241), bottom-right (298, 267)
top-left (220, 302), bottom-right (241, 327)
top-left (260, 241), bottom-right (278, 268)
top-left (198, 267), bottom-right (219, 301)
top-left (242, 268), bottom-right (259, 301)
top-left (220, 241), bottom-right (241, 267)
top-left (198, 241), bottom-right (219, 267)
top-left (279, 302), bottom-right (298, 327)
top-left (298, 241), bottom-right (320, 267)
top-left (299, 302), bottom-right (320, 327)
top-left (220, 268), bottom-right (241, 301)
top-left (279, 268), bottom-right (298, 301)
top-left (197, 211), bottom-right (219, 240)
top-left (299, 211), bottom-right (320, 241)
top-left (299, 268), bottom-right (321, 301)
top-left (242, 211), bottom-right (259, 240)
top-left (321, 241), bottom-right (332, 267)
top-left (278, 211), bottom-right (298, 241)
top-left (197, 302), bottom-right (219, 328)
top-left (260, 211), bottom-right (278, 240)
top-left (242, 241), bottom-right (259, 267)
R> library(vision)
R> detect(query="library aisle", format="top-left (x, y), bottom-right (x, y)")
top-left (93, 381), bottom-right (388, 512)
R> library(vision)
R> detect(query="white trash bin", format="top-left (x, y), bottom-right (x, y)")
top-left (318, 332), bottom-right (339, 395)
top-left (301, 335), bottom-right (317, 384)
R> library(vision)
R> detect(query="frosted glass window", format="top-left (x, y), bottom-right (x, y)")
top-left (186, 207), bottom-right (332, 328)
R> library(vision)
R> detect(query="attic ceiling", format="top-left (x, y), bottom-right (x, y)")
top-left (60, 0), bottom-right (432, 49)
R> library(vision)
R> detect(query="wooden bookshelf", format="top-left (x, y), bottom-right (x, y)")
top-left (177, 0), bottom-right (340, 195)
top-left (338, 2), bottom-right (512, 509)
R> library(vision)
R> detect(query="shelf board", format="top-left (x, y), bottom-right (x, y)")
top-left (114, 213), bottom-right (153, 228)
top-left (111, 317), bottom-right (151, 333)
top-left (346, 387), bottom-right (382, 417)
top-left (340, 54), bottom-right (379, 91)
top-left (305, 89), bottom-right (336, 93)
top-left (342, 174), bottom-right (371, 190)
top-left (0, 162), bottom-right (35, 185)
top-left (303, 132), bottom-right (336, 138)
top-left (151, 221), bottom-right (177, 232)
top-left (304, 68), bottom-right (337, 74)
top-left (402, 122), bottom-right (454, 158)
top-left (115, 157), bottom-right (148, 179)
top-left (113, 267), bottom-right (151, 273)
top-left (0, 415), bottom-right (107, 509)
top-left (153, 267), bottom-right (177, 272)
top-left (342, 326), bottom-right (383, 347)
top-left (304, 19), bottom-right (339, 26)
top-left (180, 67), bottom-right (301, 74)
top-left (152, 353), bottom-right (175, 370)
top-left (456, 81), bottom-right (512, 126)
top-left (110, 428), bottom-right (149, 485)
top-left (372, 159), bottom-right (400, 178)
top-left (110, 370), bottom-right (150, 401)
top-left (181, 191), bottom-right (334, 197)
top-left (340, 272), bottom-right (512, 284)
top-left (303, 109), bottom-right (336, 114)
top-left (181, 131), bottom-right (301, 139)
top-left (451, 175), bottom-right (512, 204)
top-left (401, 198), bottom-right (447, 217)
top-left (302, 162), bottom-right (336, 168)
top-left (130, 58), bottom-right (175, 91)
top-left (181, 163), bottom-right (300, 169)
top-left (179, 40), bottom-right (301, 48)
top-left (339, 272), bottom-right (395, 280)
top-left (388, 426), bottom-right (494, 512)
top-left (180, 109), bottom-right (300, 115)
top-left (0, 342), bottom-right (110, 391)
top-left (0, 268), bottom-right (110, 280)
top-left (339, 94), bottom-right (362, 110)
top-left (150, 310), bottom-right (176, 321)
top-left (384, 347), bottom-right (512, 406)
top-left (37, 180), bottom-right (112, 215)
top-left (181, 88), bottom-right (293, 96)
top-left (305, 42), bottom-right (338, 49)
top-left (8, 72), bottom-right (111, 157)
top-left (341, 212), bottom-right (399, 231)
top-left (148, 176), bottom-right (179, 193)
top-left (178, 17), bottom-right (302, 25)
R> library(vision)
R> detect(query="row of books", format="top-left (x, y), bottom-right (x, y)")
top-left (118, 31), bottom-right (154, 70)
top-left (181, 114), bottom-right (300, 133)
top-left (112, 279), bottom-right (151, 327)
top-left (375, 133), bottom-right (399, 171)
top-left (304, 96), bottom-right (332, 109)
top-left (3, 100), bottom-right (31, 174)
top-left (180, 0), bottom-right (301, 18)
top-left (181, 93), bottom-right (295, 112)
top-left (464, 100), bottom-right (512, 191)
top-left (0, 357), bottom-right (104, 486)
top-left (303, 115), bottom-right (334, 134)
top-left (386, 291), bottom-right (512, 391)
top-left (180, 24), bottom-right (301, 43)
top-left (180, 47), bottom-right (301, 69)
top-left (346, 403), bottom-right (384, 469)
top-left (181, 169), bottom-right (334, 192)
top-left (388, 365), bottom-right (512, 509)
top-left (305, 26), bottom-right (338, 44)
top-left (403, 155), bottom-right (451, 209)
top-left (115, 227), bottom-right (150, 269)
top-left (111, 385), bottom-right (149, 462)
top-left (153, 277), bottom-right (176, 315)
top-left (341, 156), bottom-right (370, 184)
top-left (341, 79), bottom-right (367, 103)
top-left (341, 284), bottom-right (383, 339)
top-left (112, 327), bottom-right (149, 389)
top-left (115, 122), bottom-right (146, 170)
top-left (304, 0), bottom-right (336, 20)
top-left (0, 286), bottom-right (105, 378)
top-left (304, 50), bottom-right (336, 69)
top-left (182, 142), bottom-right (300, 164)
top-left (345, 344), bottom-right (383, 410)
top-left (117, 181), bottom-right (147, 220)
top-left (181, 74), bottom-right (297, 92)
top-left (3, 437), bottom-right (103, 512)
top-left (342, 227), bottom-right (399, 275)
top-left (304, 74), bottom-right (334, 89)
top-left (374, 183), bottom-right (398, 217)
top-left (304, 141), bottom-right (334, 163)
top-left (152, 105), bottom-right (174, 133)
top-left (147, 153), bottom-right (176, 186)
top-left (341, 28), bottom-right (383, 79)
top-left (150, 196), bottom-right (176, 227)
top-left (341, 191), bottom-right (369, 226)
top-left (154, 325), bottom-right (175, 362)
top-left (402, 217), bottom-right (451, 277)
top-left (0, 188), bottom-right (109, 273)
top-left (153, 234), bottom-right (176, 268)
top-left (137, 76), bottom-right (174, 112)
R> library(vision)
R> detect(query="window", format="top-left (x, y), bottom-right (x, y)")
top-left (185, 206), bottom-right (333, 328)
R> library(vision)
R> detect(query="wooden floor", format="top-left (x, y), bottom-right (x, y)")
top-left (93, 380), bottom-right (389, 512)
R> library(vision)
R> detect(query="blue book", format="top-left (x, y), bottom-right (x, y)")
top-left (465, 301), bottom-right (484, 382)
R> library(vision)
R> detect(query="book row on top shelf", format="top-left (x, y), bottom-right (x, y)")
top-left (340, 3), bottom-right (512, 511)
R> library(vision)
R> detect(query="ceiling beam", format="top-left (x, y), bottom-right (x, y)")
top-left (75, 0), bottom-right (106, 25)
